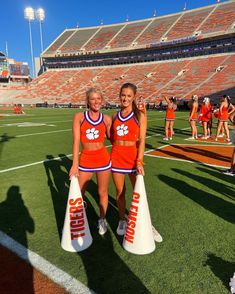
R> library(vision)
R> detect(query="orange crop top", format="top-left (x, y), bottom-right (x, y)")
top-left (190, 105), bottom-right (198, 120)
top-left (137, 102), bottom-right (146, 113)
top-left (166, 106), bottom-right (175, 120)
top-left (80, 111), bottom-right (106, 143)
top-left (111, 111), bottom-right (139, 141)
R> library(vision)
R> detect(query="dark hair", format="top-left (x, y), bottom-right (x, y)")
top-left (220, 95), bottom-right (231, 105)
top-left (119, 83), bottom-right (141, 122)
top-left (170, 96), bottom-right (177, 103)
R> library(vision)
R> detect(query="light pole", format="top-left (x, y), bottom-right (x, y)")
top-left (36, 8), bottom-right (45, 74)
top-left (24, 7), bottom-right (35, 78)
top-left (35, 8), bottom-right (45, 52)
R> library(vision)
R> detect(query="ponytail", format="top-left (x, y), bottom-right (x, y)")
top-left (132, 100), bottom-right (141, 122)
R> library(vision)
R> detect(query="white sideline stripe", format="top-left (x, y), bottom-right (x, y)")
top-left (184, 137), bottom-right (232, 145)
top-left (0, 155), bottom-right (72, 174)
top-left (0, 231), bottom-right (95, 294)
top-left (2, 135), bottom-right (226, 174)
top-left (16, 129), bottom-right (71, 138)
top-left (159, 143), bottom-right (232, 147)
top-left (0, 133), bottom-right (161, 173)
top-left (0, 144), bottom-right (112, 173)
top-left (144, 153), bottom-right (228, 169)
top-left (0, 120), bottom-right (72, 128)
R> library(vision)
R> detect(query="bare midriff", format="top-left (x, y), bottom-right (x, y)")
top-left (81, 142), bottom-right (105, 151)
top-left (113, 140), bottom-right (136, 146)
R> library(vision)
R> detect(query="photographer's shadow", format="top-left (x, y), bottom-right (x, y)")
top-left (0, 186), bottom-right (35, 293)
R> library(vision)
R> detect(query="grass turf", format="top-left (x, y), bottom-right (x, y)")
top-left (0, 108), bottom-right (234, 293)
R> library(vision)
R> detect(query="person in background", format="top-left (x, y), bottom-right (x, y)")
top-left (69, 88), bottom-right (112, 235)
top-left (110, 83), bottom-right (162, 242)
top-left (199, 97), bottom-right (212, 139)
top-left (137, 95), bottom-right (146, 114)
top-left (163, 96), bottom-right (177, 141)
top-left (188, 95), bottom-right (198, 139)
top-left (221, 108), bottom-right (235, 175)
top-left (215, 95), bottom-right (235, 142)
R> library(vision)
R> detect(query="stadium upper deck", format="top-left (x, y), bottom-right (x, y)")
top-left (42, 0), bottom-right (235, 58)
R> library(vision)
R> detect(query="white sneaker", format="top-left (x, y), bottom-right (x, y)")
top-left (163, 137), bottom-right (168, 141)
top-left (98, 218), bottom-right (107, 235)
top-left (169, 137), bottom-right (172, 140)
top-left (152, 226), bottom-right (163, 243)
top-left (188, 136), bottom-right (195, 140)
top-left (221, 169), bottom-right (235, 176)
top-left (116, 220), bottom-right (127, 236)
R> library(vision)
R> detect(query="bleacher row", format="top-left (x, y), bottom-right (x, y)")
top-left (12, 53), bottom-right (235, 104)
top-left (43, 1), bottom-right (235, 56)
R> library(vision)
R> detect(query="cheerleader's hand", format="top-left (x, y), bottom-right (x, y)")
top-left (69, 165), bottom-right (79, 180)
top-left (136, 159), bottom-right (145, 176)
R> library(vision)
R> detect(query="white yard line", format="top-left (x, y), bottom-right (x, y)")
top-left (0, 155), bottom-right (72, 174)
top-left (0, 135), bottom-right (229, 174)
top-left (0, 145), bottom-right (112, 174)
top-left (0, 231), bottom-right (94, 294)
top-left (184, 138), bottom-right (232, 145)
top-left (0, 120), bottom-right (72, 127)
top-left (16, 129), bottom-right (71, 138)
top-left (144, 153), bottom-right (228, 169)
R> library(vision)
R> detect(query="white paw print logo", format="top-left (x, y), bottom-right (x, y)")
top-left (116, 124), bottom-right (129, 136)
top-left (86, 128), bottom-right (99, 140)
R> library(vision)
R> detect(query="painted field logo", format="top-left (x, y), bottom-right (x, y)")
top-left (124, 192), bottom-right (140, 244)
top-left (69, 197), bottom-right (85, 240)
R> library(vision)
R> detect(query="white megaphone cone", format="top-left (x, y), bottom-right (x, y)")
top-left (61, 176), bottom-right (92, 252)
top-left (123, 174), bottom-right (155, 255)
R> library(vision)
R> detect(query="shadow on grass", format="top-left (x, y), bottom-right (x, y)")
top-left (44, 160), bottom-right (149, 293)
top-left (79, 193), bottom-right (150, 294)
top-left (205, 253), bottom-right (235, 291)
top-left (172, 168), bottom-right (235, 202)
top-left (0, 186), bottom-right (35, 293)
top-left (43, 154), bottom-right (70, 240)
top-left (0, 133), bottom-right (15, 160)
top-left (158, 174), bottom-right (235, 224)
top-left (197, 166), bottom-right (235, 194)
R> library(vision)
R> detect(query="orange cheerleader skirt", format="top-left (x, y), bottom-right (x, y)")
top-left (111, 145), bottom-right (137, 174)
top-left (79, 147), bottom-right (111, 172)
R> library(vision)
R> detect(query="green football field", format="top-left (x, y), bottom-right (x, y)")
top-left (0, 108), bottom-right (234, 294)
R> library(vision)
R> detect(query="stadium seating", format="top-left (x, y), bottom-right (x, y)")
top-left (83, 25), bottom-right (125, 51)
top-left (11, 53), bottom-right (235, 104)
top-left (199, 2), bottom-right (235, 34)
top-left (1, 1), bottom-right (235, 105)
top-left (42, 1), bottom-right (235, 56)
top-left (109, 21), bottom-right (151, 48)
top-left (60, 28), bottom-right (100, 53)
top-left (44, 30), bottom-right (76, 55)
top-left (165, 7), bottom-right (213, 41)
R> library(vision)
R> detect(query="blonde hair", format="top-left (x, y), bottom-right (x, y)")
top-left (85, 88), bottom-right (103, 108)
top-left (192, 95), bottom-right (198, 101)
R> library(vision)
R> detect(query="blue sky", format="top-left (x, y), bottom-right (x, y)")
top-left (0, 0), bottom-right (227, 75)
